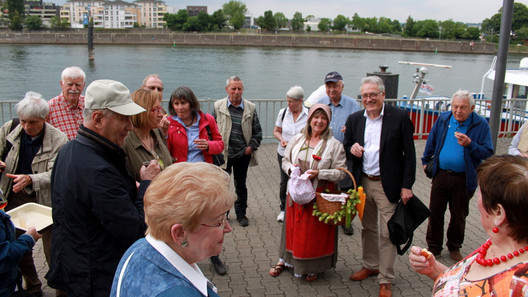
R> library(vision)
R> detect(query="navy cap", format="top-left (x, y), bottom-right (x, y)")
top-left (324, 71), bottom-right (343, 83)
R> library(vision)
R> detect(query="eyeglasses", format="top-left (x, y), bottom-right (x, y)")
top-left (150, 106), bottom-right (163, 113)
top-left (148, 86), bottom-right (164, 92)
top-left (201, 212), bottom-right (228, 228)
top-left (361, 92), bottom-right (383, 99)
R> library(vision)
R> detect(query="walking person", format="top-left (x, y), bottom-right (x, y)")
top-left (273, 86), bottom-right (308, 222)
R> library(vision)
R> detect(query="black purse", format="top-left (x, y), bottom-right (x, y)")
top-left (424, 156), bottom-right (434, 179)
top-left (388, 195), bottom-right (431, 255)
top-left (205, 125), bottom-right (225, 167)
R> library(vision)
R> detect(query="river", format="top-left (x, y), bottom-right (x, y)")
top-left (1, 44), bottom-right (527, 102)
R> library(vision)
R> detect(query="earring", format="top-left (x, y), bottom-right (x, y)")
top-left (492, 227), bottom-right (499, 233)
top-left (181, 239), bottom-right (189, 248)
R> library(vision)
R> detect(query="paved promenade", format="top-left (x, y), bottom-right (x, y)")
top-left (36, 138), bottom-right (510, 297)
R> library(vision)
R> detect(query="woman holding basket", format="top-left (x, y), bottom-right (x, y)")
top-left (269, 103), bottom-right (346, 282)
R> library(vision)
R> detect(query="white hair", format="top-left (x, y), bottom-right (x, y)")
top-left (16, 91), bottom-right (49, 119)
top-left (61, 66), bottom-right (86, 82)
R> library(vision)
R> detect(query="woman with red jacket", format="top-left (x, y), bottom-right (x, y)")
top-left (166, 86), bottom-right (227, 275)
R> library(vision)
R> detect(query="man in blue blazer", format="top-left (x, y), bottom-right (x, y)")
top-left (344, 76), bottom-right (416, 297)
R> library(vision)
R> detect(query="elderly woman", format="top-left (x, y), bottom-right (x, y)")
top-left (273, 86), bottom-right (309, 222)
top-left (166, 86), bottom-right (224, 164)
top-left (269, 103), bottom-right (346, 282)
top-left (122, 89), bottom-right (173, 182)
top-left (0, 91), bottom-right (68, 296)
top-left (409, 155), bottom-right (528, 296)
top-left (166, 86), bottom-right (227, 275)
top-left (110, 162), bottom-right (235, 297)
top-left (508, 121), bottom-right (528, 157)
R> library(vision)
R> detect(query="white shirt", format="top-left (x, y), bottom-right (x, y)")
top-left (275, 107), bottom-right (309, 156)
top-left (362, 106), bottom-right (385, 176)
top-left (146, 235), bottom-right (217, 296)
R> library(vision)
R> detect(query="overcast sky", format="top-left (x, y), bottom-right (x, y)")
top-left (175, 0), bottom-right (528, 23)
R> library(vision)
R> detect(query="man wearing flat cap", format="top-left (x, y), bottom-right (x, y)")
top-left (317, 71), bottom-right (360, 235)
top-left (46, 80), bottom-right (160, 297)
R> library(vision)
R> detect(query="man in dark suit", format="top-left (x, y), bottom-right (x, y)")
top-left (344, 76), bottom-right (416, 297)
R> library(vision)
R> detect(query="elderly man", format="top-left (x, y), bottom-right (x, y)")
top-left (213, 76), bottom-right (262, 227)
top-left (141, 74), bottom-right (164, 93)
top-left (0, 91), bottom-right (68, 297)
top-left (317, 71), bottom-right (360, 235)
top-left (508, 121), bottom-right (528, 157)
top-left (422, 90), bottom-right (493, 262)
top-left (47, 66), bottom-right (86, 140)
top-left (344, 76), bottom-right (416, 297)
top-left (46, 80), bottom-right (160, 297)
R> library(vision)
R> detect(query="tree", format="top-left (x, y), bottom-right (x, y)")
top-left (25, 15), bottom-right (43, 30)
top-left (8, 9), bottom-right (23, 30)
top-left (7, 0), bottom-right (24, 19)
top-left (414, 19), bottom-right (439, 39)
top-left (50, 16), bottom-right (70, 30)
top-left (164, 9), bottom-right (188, 31)
top-left (210, 9), bottom-right (227, 31)
top-left (256, 10), bottom-right (276, 31)
top-left (291, 11), bottom-right (304, 32)
top-left (403, 16), bottom-right (415, 37)
top-left (222, 0), bottom-right (247, 30)
top-left (183, 12), bottom-right (210, 32)
top-left (318, 18), bottom-right (331, 32)
top-left (482, 3), bottom-right (528, 41)
top-left (332, 15), bottom-right (349, 31)
top-left (274, 12), bottom-right (287, 29)
top-left (351, 13), bottom-right (366, 31)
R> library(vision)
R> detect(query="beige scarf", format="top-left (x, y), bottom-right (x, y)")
top-left (518, 125), bottom-right (528, 154)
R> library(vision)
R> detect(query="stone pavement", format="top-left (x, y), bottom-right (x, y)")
top-left (35, 138), bottom-right (510, 297)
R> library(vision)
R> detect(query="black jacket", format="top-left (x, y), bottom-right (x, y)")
top-left (344, 104), bottom-right (416, 203)
top-left (46, 125), bottom-right (149, 297)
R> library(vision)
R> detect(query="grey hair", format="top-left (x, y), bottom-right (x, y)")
top-left (61, 66), bottom-right (86, 81)
top-left (142, 74), bottom-right (162, 87)
top-left (360, 76), bottom-right (385, 93)
top-left (226, 76), bottom-right (243, 87)
top-left (451, 90), bottom-right (474, 106)
top-left (83, 108), bottom-right (115, 125)
top-left (286, 85), bottom-right (304, 100)
top-left (16, 91), bottom-right (49, 119)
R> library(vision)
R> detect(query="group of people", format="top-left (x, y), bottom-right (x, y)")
top-left (1, 65), bottom-right (528, 297)
top-left (0, 67), bottom-right (261, 296)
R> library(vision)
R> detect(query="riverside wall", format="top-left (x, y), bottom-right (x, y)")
top-left (0, 31), bottom-right (497, 54)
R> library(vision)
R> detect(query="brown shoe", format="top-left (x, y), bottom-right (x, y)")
top-left (349, 267), bottom-right (380, 281)
top-left (379, 283), bottom-right (392, 297)
top-left (450, 250), bottom-right (463, 262)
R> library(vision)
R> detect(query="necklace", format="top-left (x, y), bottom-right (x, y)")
top-left (476, 239), bottom-right (528, 266)
top-left (184, 114), bottom-right (194, 127)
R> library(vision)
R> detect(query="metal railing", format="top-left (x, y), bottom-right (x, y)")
top-left (1, 98), bottom-right (526, 141)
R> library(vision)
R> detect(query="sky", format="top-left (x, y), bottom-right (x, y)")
top-left (173, 0), bottom-right (528, 24)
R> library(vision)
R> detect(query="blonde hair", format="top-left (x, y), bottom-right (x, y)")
top-left (130, 89), bottom-right (162, 128)
top-left (144, 162), bottom-right (236, 243)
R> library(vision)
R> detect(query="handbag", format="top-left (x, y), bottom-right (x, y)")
top-left (287, 166), bottom-right (315, 205)
top-left (387, 195), bottom-right (431, 255)
top-left (424, 156), bottom-right (434, 179)
top-left (205, 125), bottom-right (225, 167)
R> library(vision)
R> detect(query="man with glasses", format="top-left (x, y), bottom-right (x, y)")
top-left (344, 76), bottom-right (416, 297)
top-left (47, 66), bottom-right (86, 140)
top-left (141, 74), bottom-right (169, 134)
top-left (421, 90), bottom-right (493, 262)
top-left (317, 71), bottom-right (360, 235)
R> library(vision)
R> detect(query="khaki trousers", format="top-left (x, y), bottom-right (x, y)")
top-left (360, 176), bottom-right (397, 284)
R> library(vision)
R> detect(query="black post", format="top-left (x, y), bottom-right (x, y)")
top-left (489, 0), bottom-right (514, 149)
top-left (88, 17), bottom-right (94, 61)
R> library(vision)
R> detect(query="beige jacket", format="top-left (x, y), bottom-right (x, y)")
top-left (214, 98), bottom-right (260, 169)
top-left (282, 133), bottom-right (346, 190)
top-left (0, 121), bottom-right (68, 206)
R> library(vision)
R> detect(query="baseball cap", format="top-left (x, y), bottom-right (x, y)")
top-left (85, 80), bottom-right (146, 116)
top-left (324, 71), bottom-right (343, 83)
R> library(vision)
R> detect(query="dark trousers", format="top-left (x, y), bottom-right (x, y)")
top-left (426, 169), bottom-right (475, 253)
top-left (224, 154), bottom-right (251, 218)
top-left (277, 153), bottom-right (288, 211)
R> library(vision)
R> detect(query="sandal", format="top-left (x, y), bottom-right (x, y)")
top-left (305, 274), bottom-right (317, 282)
top-left (269, 263), bottom-right (286, 277)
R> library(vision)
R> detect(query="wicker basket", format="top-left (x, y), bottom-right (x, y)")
top-left (314, 168), bottom-right (357, 225)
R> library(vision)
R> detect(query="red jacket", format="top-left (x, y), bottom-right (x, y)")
top-left (167, 111), bottom-right (224, 164)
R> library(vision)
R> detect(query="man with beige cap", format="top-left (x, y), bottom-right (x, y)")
top-left (46, 80), bottom-right (160, 297)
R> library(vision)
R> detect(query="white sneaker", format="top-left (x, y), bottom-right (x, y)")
top-left (277, 211), bottom-right (285, 222)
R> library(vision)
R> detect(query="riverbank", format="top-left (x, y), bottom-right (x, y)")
top-left (0, 31), bottom-right (497, 54)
